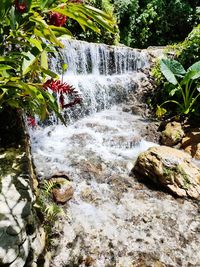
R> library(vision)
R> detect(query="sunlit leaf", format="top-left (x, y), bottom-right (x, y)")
top-left (22, 51), bottom-right (36, 75)
top-left (156, 105), bottom-right (167, 117)
top-left (160, 59), bottom-right (186, 85)
top-left (27, 38), bottom-right (43, 52)
top-left (41, 51), bottom-right (48, 69)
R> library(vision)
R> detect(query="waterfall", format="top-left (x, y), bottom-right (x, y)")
top-left (29, 40), bottom-right (200, 267)
top-left (50, 39), bottom-right (149, 122)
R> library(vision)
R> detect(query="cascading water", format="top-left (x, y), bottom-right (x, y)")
top-left (30, 40), bottom-right (200, 267)
top-left (50, 39), bottom-right (148, 121)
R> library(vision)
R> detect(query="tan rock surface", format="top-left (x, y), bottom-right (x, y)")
top-left (161, 122), bottom-right (184, 146)
top-left (181, 128), bottom-right (200, 159)
top-left (49, 177), bottom-right (74, 204)
top-left (133, 146), bottom-right (200, 198)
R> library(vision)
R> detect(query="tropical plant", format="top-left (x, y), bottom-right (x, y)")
top-left (0, 0), bottom-right (117, 122)
top-left (66, 0), bottom-right (119, 45)
top-left (34, 179), bottom-right (68, 246)
top-left (156, 58), bottom-right (200, 117)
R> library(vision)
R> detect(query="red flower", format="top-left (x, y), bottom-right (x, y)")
top-left (49, 12), bottom-right (67, 27)
top-left (43, 79), bottom-right (82, 109)
top-left (15, 0), bottom-right (27, 13)
top-left (43, 79), bottom-right (74, 94)
top-left (63, 96), bottom-right (82, 108)
top-left (27, 116), bottom-right (37, 127)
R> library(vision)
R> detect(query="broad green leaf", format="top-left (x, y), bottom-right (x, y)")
top-left (0, 64), bottom-right (14, 71)
top-left (27, 38), bottom-right (43, 52)
top-left (49, 25), bottom-right (72, 37)
top-left (30, 14), bottom-right (64, 48)
top-left (188, 61), bottom-right (200, 80)
top-left (160, 59), bottom-right (186, 85)
top-left (160, 59), bottom-right (178, 85)
top-left (22, 51), bottom-right (36, 75)
top-left (6, 99), bottom-right (20, 108)
top-left (52, 3), bottom-right (117, 33)
top-left (0, 57), bottom-right (19, 63)
top-left (0, 70), bottom-right (10, 78)
top-left (41, 51), bottom-right (48, 69)
top-left (78, 5), bottom-right (117, 33)
top-left (52, 7), bottom-right (100, 33)
top-left (84, 4), bottom-right (113, 20)
top-left (181, 70), bottom-right (196, 85)
top-left (9, 6), bottom-right (16, 30)
top-left (41, 68), bottom-right (58, 79)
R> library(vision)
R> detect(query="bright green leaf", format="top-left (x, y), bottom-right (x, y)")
top-left (22, 51), bottom-right (36, 75)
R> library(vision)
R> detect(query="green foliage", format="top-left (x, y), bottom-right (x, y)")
top-left (157, 58), bottom-right (200, 117)
top-left (35, 179), bottom-right (67, 245)
top-left (67, 0), bottom-right (120, 45)
top-left (175, 24), bottom-right (200, 68)
top-left (0, 0), bottom-right (117, 121)
top-left (112, 0), bottom-right (199, 48)
top-left (151, 23), bottom-right (200, 118)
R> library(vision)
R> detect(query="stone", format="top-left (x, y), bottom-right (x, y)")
top-left (141, 122), bottom-right (161, 143)
top-left (50, 178), bottom-right (74, 204)
top-left (80, 185), bottom-right (101, 204)
top-left (161, 122), bottom-right (184, 146)
top-left (0, 108), bottom-right (47, 267)
top-left (181, 128), bottom-right (200, 159)
top-left (133, 146), bottom-right (200, 199)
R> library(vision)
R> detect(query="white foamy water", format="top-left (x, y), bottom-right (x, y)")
top-left (30, 107), bottom-right (200, 267)
top-left (30, 40), bottom-right (200, 266)
top-left (30, 107), bottom-right (154, 179)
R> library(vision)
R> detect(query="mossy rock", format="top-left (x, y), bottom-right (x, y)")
top-left (133, 146), bottom-right (200, 199)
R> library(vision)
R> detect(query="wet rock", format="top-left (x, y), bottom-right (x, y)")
top-left (122, 104), bottom-right (132, 113)
top-left (161, 122), bottom-right (184, 146)
top-left (133, 146), bottom-right (200, 199)
top-left (141, 122), bottom-right (161, 143)
top-left (131, 104), bottom-right (147, 116)
top-left (50, 178), bottom-right (74, 204)
top-left (83, 162), bottom-right (103, 176)
top-left (84, 255), bottom-right (95, 266)
top-left (80, 185), bottom-right (100, 204)
top-left (181, 128), bottom-right (200, 159)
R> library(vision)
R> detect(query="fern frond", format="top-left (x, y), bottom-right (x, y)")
top-left (42, 179), bottom-right (60, 197)
top-left (45, 202), bottom-right (65, 220)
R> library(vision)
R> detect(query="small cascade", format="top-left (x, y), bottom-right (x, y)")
top-left (29, 40), bottom-right (200, 267)
top-left (52, 39), bottom-right (148, 75)
top-left (50, 39), bottom-right (148, 121)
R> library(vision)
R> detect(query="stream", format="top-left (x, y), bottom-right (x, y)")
top-left (30, 40), bottom-right (200, 267)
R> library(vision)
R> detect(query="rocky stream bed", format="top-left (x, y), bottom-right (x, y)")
top-left (30, 106), bottom-right (200, 267)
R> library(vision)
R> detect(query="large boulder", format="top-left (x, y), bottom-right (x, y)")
top-left (133, 146), bottom-right (200, 199)
top-left (161, 122), bottom-right (184, 146)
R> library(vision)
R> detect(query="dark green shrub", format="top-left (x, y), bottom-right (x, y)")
top-left (112, 0), bottom-right (199, 48)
